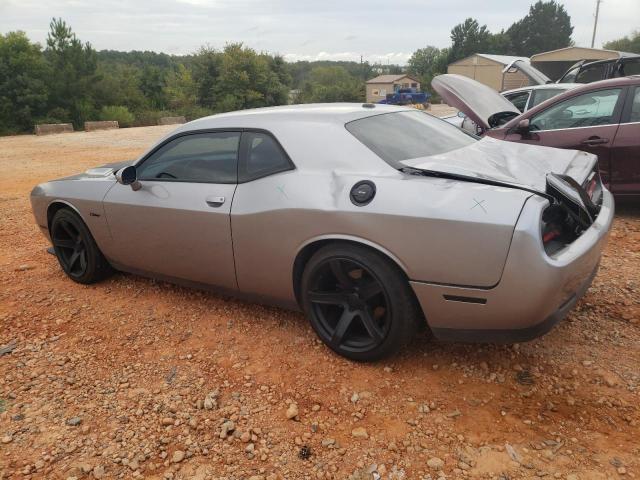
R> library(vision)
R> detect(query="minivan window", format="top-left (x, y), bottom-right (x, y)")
top-left (346, 111), bottom-right (476, 167)
top-left (575, 63), bottom-right (607, 83)
top-left (561, 67), bottom-right (580, 83)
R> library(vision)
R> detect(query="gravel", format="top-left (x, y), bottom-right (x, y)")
top-left (0, 125), bottom-right (638, 479)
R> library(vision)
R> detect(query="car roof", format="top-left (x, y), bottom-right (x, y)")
top-left (502, 83), bottom-right (579, 95)
top-left (502, 75), bottom-right (640, 129)
top-left (177, 103), bottom-right (415, 132)
top-left (579, 54), bottom-right (640, 67)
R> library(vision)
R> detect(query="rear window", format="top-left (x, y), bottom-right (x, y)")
top-left (345, 111), bottom-right (476, 168)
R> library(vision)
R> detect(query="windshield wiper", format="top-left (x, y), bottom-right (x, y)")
top-left (399, 167), bottom-right (556, 203)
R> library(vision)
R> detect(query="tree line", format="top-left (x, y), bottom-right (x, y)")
top-left (1, 1), bottom-right (638, 135)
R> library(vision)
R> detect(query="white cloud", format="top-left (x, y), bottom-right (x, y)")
top-left (1, 0), bottom-right (638, 60)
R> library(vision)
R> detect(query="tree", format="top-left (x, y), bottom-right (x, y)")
top-left (507, 1), bottom-right (573, 57)
top-left (164, 64), bottom-right (197, 111)
top-left (191, 46), bottom-right (221, 109)
top-left (448, 18), bottom-right (493, 63)
top-left (408, 46), bottom-right (442, 87)
top-left (0, 31), bottom-right (49, 133)
top-left (44, 18), bottom-right (98, 127)
top-left (604, 31), bottom-right (640, 54)
top-left (298, 66), bottom-right (364, 103)
top-left (211, 43), bottom-right (289, 112)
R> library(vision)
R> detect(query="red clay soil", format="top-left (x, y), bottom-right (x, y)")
top-left (0, 125), bottom-right (638, 480)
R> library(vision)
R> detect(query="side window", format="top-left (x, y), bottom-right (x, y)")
top-left (503, 91), bottom-right (530, 112)
top-left (529, 88), bottom-right (622, 131)
top-left (560, 66), bottom-right (580, 83)
top-left (575, 63), bottom-right (607, 83)
top-left (620, 59), bottom-right (640, 77)
top-left (529, 88), bottom-right (565, 108)
top-left (239, 132), bottom-right (293, 182)
top-left (630, 87), bottom-right (640, 123)
top-left (137, 132), bottom-right (240, 183)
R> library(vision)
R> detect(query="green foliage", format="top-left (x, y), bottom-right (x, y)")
top-left (297, 66), bottom-right (364, 103)
top-left (604, 31), bottom-right (640, 54)
top-left (507, 1), bottom-right (573, 56)
top-left (449, 18), bottom-right (494, 63)
top-left (98, 105), bottom-right (135, 127)
top-left (0, 398), bottom-right (5, 413)
top-left (407, 46), bottom-right (448, 90)
top-left (45, 18), bottom-right (98, 127)
top-left (0, 31), bottom-right (49, 133)
top-left (209, 43), bottom-right (290, 112)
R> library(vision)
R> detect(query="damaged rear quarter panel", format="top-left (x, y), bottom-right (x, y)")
top-left (231, 168), bottom-right (531, 303)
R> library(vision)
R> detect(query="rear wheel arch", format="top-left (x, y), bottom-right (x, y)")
top-left (292, 236), bottom-right (411, 305)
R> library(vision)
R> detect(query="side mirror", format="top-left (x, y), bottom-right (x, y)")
top-left (514, 119), bottom-right (530, 135)
top-left (115, 166), bottom-right (141, 191)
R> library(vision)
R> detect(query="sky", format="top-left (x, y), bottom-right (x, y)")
top-left (1, 0), bottom-right (638, 64)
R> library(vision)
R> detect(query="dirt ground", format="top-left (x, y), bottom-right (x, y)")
top-left (0, 119), bottom-right (638, 480)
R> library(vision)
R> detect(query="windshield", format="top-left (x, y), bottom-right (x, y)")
top-left (345, 111), bottom-right (477, 168)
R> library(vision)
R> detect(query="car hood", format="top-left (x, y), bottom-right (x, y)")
top-left (431, 74), bottom-right (521, 130)
top-left (401, 137), bottom-right (596, 192)
top-left (55, 160), bottom-right (133, 181)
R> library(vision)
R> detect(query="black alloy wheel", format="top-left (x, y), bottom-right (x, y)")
top-left (50, 208), bottom-right (112, 284)
top-left (52, 217), bottom-right (88, 278)
top-left (301, 243), bottom-right (419, 361)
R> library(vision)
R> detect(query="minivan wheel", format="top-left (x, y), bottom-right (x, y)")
top-left (301, 243), bottom-right (418, 361)
top-left (50, 208), bottom-right (112, 284)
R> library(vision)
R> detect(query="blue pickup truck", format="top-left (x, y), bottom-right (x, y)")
top-left (378, 88), bottom-right (431, 106)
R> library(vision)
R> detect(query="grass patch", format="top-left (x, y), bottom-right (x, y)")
top-left (0, 398), bottom-right (6, 413)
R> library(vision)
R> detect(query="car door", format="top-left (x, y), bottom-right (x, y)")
top-left (610, 85), bottom-right (640, 195)
top-left (102, 130), bottom-right (240, 290)
top-left (230, 130), bottom-right (297, 301)
top-left (504, 87), bottom-right (625, 187)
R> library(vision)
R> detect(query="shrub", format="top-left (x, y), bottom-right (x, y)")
top-left (98, 105), bottom-right (135, 127)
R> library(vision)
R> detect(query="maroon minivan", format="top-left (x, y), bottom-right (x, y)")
top-left (433, 74), bottom-right (640, 198)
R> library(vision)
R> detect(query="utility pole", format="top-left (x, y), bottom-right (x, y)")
top-left (591, 0), bottom-right (602, 48)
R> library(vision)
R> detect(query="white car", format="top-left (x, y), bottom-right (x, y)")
top-left (446, 83), bottom-right (580, 134)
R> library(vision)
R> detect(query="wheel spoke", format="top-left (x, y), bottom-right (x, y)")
top-left (308, 291), bottom-right (349, 306)
top-left (53, 238), bottom-right (75, 249)
top-left (60, 221), bottom-right (76, 239)
top-left (329, 259), bottom-right (354, 289)
top-left (359, 279), bottom-right (382, 300)
top-left (330, 309), bottom-right (356, 348)
top-left (358, 309), bottom-right (384, 343)
top-left (79, 250), bottom-right (87, 271)
top-left (68, 250), bottom-right (81, 269)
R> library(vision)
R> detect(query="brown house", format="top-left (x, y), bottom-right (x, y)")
top-left (365, 74), bottom-right (421, 103)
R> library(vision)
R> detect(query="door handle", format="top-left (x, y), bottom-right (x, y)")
top-left (580, 137), bottom-right (609, 146)
top-left (205, 196), bottom-right (225, 207)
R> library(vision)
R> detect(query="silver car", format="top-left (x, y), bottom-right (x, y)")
top-left (30, 104), bottom-right (614, 360)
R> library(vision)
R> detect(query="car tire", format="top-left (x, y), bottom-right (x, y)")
top-left (300, 243), bottom-right (419, 361)
top-left (50, 208), bottom-right (112, 284)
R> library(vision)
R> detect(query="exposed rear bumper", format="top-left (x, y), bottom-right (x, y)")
top-left (410, 189), bottom-right (614, 342)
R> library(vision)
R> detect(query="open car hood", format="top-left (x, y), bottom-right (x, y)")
top-left (431, 74), bottom-right (521, 130)
top-left (400, 137), bottom-right (596, 192)
top-left (503, 59), bottom-right (551, 85)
